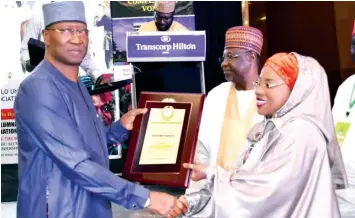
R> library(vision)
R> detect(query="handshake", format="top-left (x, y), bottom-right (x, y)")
top-left (147, 192), bottom-right (188, 218)
top-left (145, 163), bottom-right (208, 217)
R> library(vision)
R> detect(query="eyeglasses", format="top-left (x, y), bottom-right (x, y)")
top-left (96, 103), bottom-right (114, 113)
top-left (253, 78), bottom-right (286, 89)
top-left (46, 28), bottom-right (89, 37)
top-left (218, 51), bottom-right (250, 63)
top-left (154, 13), bottom-right (173, 22)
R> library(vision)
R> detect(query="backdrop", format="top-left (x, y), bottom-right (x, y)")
top-left (1, 1), bottom-right (243, 202)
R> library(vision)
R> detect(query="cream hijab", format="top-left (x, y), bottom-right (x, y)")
top-left (247, 52), bottom-right (348, 189)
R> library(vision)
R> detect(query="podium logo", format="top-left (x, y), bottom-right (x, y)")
top-left (161, 35), bottom-right (171, 43)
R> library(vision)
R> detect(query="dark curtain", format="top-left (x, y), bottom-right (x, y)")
top-left (264, 1), bottom-right (342, 106)
top-left (193, 1), bottom-right (242, 93)
top-left (1, 165), bottom-right (18, 202)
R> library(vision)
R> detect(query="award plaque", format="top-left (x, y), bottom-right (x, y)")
top-left (123, 92), bottom-right (205, 188)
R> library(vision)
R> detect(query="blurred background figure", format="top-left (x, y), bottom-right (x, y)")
top-left (80, 75), bottom-right (122, 158)
top-left (138, 1), bottom-right (189, 32)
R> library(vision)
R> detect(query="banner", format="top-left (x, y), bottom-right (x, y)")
top-left (1, 80), bottom-right (21, 164)
top-left (111, 1), bottom-right (194, 18)
top-left (111, 1), bottom-right (195, 63)
top-left (127, 31), bottom-right (206, 62)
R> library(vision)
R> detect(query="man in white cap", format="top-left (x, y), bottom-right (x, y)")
top-left (333, 20), bottom-right (355, 217)
top-left (181, 26), bottom-right (265, 217)
top-left (139, 1), bottom-right (189, 32)
top-left (14, 2), bottom-right (186, 218)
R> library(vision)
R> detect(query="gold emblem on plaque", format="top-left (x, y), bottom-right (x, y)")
top-left (161, 106), bottom-right (175, 121)
top-left (162, 98), bottom-right (176, 103)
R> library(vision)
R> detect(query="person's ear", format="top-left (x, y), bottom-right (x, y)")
top-left (42, 30), bottom-right (50, 47)
top-left (248, 51), bottom-right (256, 63)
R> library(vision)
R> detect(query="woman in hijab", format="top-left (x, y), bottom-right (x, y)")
top-left (176, 53), bottom-right (348, 218)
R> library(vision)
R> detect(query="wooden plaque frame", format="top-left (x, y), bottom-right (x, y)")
top-left (123, 92), bottom-right (205, 188)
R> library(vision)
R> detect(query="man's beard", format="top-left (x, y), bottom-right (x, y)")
top-left (156, 23), bottom-right (172, 31)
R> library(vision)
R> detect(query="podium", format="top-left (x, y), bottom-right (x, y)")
top-left (125, 31), bottom-right (206, 108)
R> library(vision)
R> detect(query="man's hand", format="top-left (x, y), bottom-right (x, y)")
top-left (95, 75), bottom-right (112, 86)
top-left (178, 196), bottom-right (188, 207)
top-left (167, 196), bottom-right (189, 217)
top-left (120, 108), bottom-right (147, 130)
top-left (99, 76), bottom-right (111, 85)
top-left (183, 162), bottom-right (208, 182)
top-left (147, 191), bottom-right (186, 217)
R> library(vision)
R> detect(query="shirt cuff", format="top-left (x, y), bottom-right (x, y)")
top-left (108, 121), bottom-right (130, 143)
top-left (144, 197), bottom-right (150, 207)
top-left (127, 183), bottom-right (150, 210)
